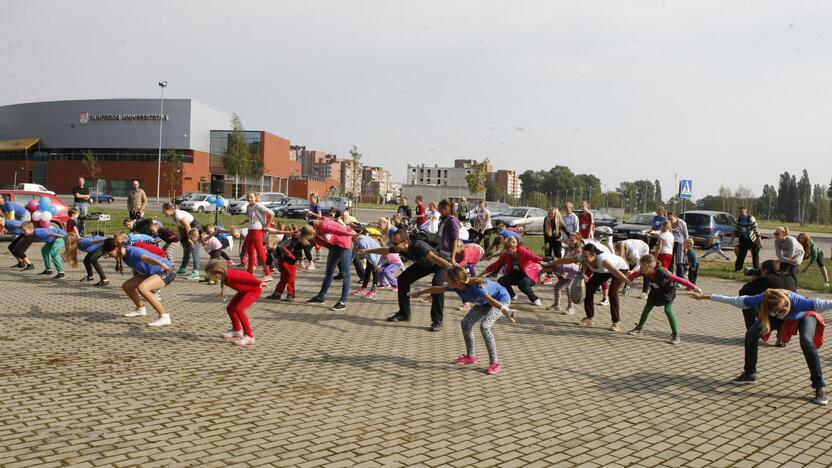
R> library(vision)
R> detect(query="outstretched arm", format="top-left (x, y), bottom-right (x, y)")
top-left (666, 272), bottom-right (701, 292)
top-left (409, 285), bottom-right (448, 297)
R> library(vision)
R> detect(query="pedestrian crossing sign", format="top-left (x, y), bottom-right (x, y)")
top-left (679, 179), bottom-right (693, 199)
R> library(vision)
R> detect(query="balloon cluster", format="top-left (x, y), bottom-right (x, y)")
top-left (206, 195), bottom-right (226, 209)
top-left (26, 197), bottom-right (57, 228)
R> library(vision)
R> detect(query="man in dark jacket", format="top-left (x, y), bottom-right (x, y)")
top-left (738, 259), bottom-right (797, 330)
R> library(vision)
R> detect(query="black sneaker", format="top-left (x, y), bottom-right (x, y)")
top-left (387, 312), bottom-right (410, 322)
top-left (283, 296), bottom-right (294, 303)
top-left (813, 388), bottom-right (828, 405)
top-left (94, 280), bottom-right (109, 286)
top-left (80, 276), bottom-right (95, 282)
top-left (267, 293), bottom-right (282, 300)
top-left (333, 274), bottom-right (344, 280)
top-left (11, 262), bottom-right (23, 269)
top-left (306, 296), bottom-right (324, 304)
top-left (23, 264), bottom-right (35, 271)
top-left (628, 325), bottom-right (643, 336)
top-left (730, 372), bottom-right (757, 385)
top-left (430, 322), bottom-right (444, 332)
top-left (331, 301), bottom-right (346, 311)
top-left (53, 273), bottom-right (66, 280)
top-left (38, 270), bottom-right (54, 275)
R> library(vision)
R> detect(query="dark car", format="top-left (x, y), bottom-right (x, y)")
top-left (612, 213), bottom-right (655, 242)
top-left (578, 210), bottom-right (619, 229)
top-left (283, 199), bottom-right (312, 218)
top-left (267, 197), bottom-right (309, 217)
top-left (680, 210), bottom-right (737, 247)
top-left (89, 191), bottom-right (114, 203)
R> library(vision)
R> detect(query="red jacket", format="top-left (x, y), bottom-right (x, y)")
top-left (134, 242), bottom-right (165, 258)
top-left (484, 246), bottom-right (542, 282)
top-left (315, 218), bottom-right (356, 250)
top-left (765, 311), bottom-right (826, 348)
top-left (224, 268), bottom-right (263, 294)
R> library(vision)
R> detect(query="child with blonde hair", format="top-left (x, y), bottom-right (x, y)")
top-left (204, 259), bottom-right (261, 346)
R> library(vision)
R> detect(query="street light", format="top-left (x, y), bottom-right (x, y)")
top-left (155, 80), bottom-right (168, 204)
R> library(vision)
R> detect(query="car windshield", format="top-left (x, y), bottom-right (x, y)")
top-left (501, 208), bottom-right (528, 217)
top-left (626, 214), bottom-right (654, 225)
top-left (194, 196), bottom-right (209, 201)
top-left (682, 213), bottom-right (712, 226)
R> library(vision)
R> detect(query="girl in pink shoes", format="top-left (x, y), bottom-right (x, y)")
top-left (204, 259), bottom-right (261, 347)
top-left (410, 266), bottom-right (517, 375)
top-left (548, 262), bottom-right (580, 315)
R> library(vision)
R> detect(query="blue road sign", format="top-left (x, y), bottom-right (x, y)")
top-left (679, 179), bottom-right (693, 199)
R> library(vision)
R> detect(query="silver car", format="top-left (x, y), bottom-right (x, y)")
top-left (226, 192), bottom-right (287, 214)
top-left (492, 207), bottom-right (548, 234)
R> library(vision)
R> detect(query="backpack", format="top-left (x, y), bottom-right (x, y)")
top-left (569, 275), bottom-right (585, 304)
top-left (410, 230), bottom-right (440, 248)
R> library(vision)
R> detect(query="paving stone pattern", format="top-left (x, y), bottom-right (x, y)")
top-left (2, 245), bottom-right (832, 467)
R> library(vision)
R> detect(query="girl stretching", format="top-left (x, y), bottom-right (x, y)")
top-left (353, 231), bottom-right (382, 299)
top-left (691, 289), bottom-right (832, 405)
top-left (101, 237), bottom-right (176, 327)
top-left (36, 226), bottom-right (68, 279)
top-left (410, 266), bottom-right (517, 375)
top-left (627, 254), bottom-right (701, 344)
top-left (148, 222), bottom-right (180, 262)
top-left (64, 233), bottom-right (109, 286)
top-left (204, 259), bottom-right (261, 346)
top-left (378, 251), bottom-right (403, 291)
top-left (267, 225), bottom-right (315, 302)
top-left (797, 233), bottom-right (830, 288)
top-left (481, 236), bottom-right (544, 306)
top-left (162, 202), bottom-right (202, 280)
top-left (548, 262), bottom-right (580, 315)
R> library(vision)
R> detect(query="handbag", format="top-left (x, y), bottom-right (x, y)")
top-left (569, 275), bottom-right (585, 304)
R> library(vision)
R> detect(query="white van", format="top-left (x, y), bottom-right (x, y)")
top-left (17, 183), bottom-right (55, 195)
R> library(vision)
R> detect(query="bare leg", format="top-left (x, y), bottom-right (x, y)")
top-left (821, 266), bottom-right (830, 284)
top-left (121, 275), bottom-right (146, 308)
top-left (137, 275), bottom-right (167, 317)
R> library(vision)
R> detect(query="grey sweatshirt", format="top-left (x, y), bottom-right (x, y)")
top-left (774, 236), bottom-right (804, 264)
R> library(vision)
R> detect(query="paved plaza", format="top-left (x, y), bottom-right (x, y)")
top-left (2, 247), bottom-right (832, 467)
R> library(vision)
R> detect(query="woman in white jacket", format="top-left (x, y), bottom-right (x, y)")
top-left (773, 226), bottom-right (804, 286)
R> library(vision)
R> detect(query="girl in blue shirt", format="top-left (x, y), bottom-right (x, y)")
top-left (65, 234), bottom-right (109, 285)
top-left (100, 238), bottom-right (176, 327)
top-left (410, 266), bottom-right (517, 375)
top-left (693, 289), bottom-right (832, 405)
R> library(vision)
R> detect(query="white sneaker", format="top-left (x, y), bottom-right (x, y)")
top-left (825, 283), bottom-right (830, 288)
top-left (154, 291), bottom-right (162, 300)
top-left (610, 322), bottom-right (620, 332)
top-left (223, 330), bottom-right (243, 340)
top-left (147, 315), bottom-right (172, 327)
top-left (600, 298), bottom-right (610, 306)
top-left (564, 305), bottom-right (575, 315)
top-left (124, 307), bottom-right (147, 317)
top-left (307, 262), bottom-right (316, 271)
top-left (235, 335), bottom-right (256, 347)
top-left (532, 299), bottom-right (542, 306)
top-left (639, 292), bottom-right (648, 300)
top-left (547, 304), bottom-right (561, 311)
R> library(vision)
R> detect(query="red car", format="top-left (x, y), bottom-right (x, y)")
top-left (0, 190), bottom-right (70, 229)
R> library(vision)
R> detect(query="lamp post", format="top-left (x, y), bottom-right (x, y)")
top-left (155, 80), bottom-right (168, 204)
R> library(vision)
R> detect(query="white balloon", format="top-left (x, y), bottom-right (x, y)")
top-left (41, 211), bottom-right (53, 222)
top-left (32, 211), bottom-right (42, 221)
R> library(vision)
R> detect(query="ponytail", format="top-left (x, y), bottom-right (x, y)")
top-left (64, 233), bottom-right (80, 268)
top-left (447, 265), bottom-right (484, 288)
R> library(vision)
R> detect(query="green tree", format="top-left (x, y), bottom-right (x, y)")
top-left (654, 179), bottom-right (663, 205)
top-left (485, 179), bottom-right (507, 202)
top-left (797, 169), bottom-right (812, 224)
top-left (82, 150), bottom-right (102, 193)
top-left (811, 184), bottom-right (830, 225)
top-left (224, 113), bottom-right (250, 197)
top-left (526, 191), bottom-right (548, 208)
top-left (465, 159), bottom-right (490, 196)
top-left (164, 150), bottom-right (184, 199)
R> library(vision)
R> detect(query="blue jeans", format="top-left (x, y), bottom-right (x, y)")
top-left (75, 202), bottom-right (89, 235)
top-left (179, 231), bottom-right (200, 272)
top-left (316, 245), bottom-right (351, 303)
top-left (745, 317), bottom-right (825, 388)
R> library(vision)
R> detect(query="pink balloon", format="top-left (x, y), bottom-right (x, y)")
top-left (38, 219), bottom-right (50, 228)
top-left (26, 200), bottom-right (39, 212)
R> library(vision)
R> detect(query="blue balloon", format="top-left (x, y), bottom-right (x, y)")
top-left (39, 197), bottom-right (51, 210)
top-left (206, 195), bottom-right (217, 204)
top-left (48, 206), bottom-right (58, 215)
top-left (215, 198), bottom-right (226, 208)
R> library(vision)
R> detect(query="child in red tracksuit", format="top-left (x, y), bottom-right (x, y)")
top-left (204, 259), bottom-right (262, 347)
top-left (267, 225), bottom-right (316, 302)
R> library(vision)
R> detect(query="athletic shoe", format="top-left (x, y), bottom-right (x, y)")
top-left (638, 292), bottom-right (648, 300)
top-left (23, 264), bottom-right (34, 271)
top-left (621, 285), bottom-right (630, 296)
top-left (730, 372), bottom-right (757, 385)
top-left (563, 305), bottom-right (575, 315)
top-left (387, 312), bottom-right (410, 322)
top-left (599, 298), bottom-right (610, 306)
top-left (95, 279), bottom-right (109, 286)
top-left (547, 304), bottom-right (561, 311)
top-left (207, 280), bottom-right (217, 285)
top-left (154, 291), bottom-right (162, 300)
top-left (53, 273), bottom-right (66, 280)
top-left (225, 259), bottom-right (235, 266)
top-left (669, 334), bottom-right (681, 345)
top-left (579, 318), bottom-right (594, 327)
top-left (80, 276), bottom-right (95, 282)
top-left (235, 335), bottom-right (256, 347)
top-left (364, 290), bottom-right (376, 299)
top-left (331, 301), bottom-right (346, 311)
top-left (267, 293), bottom-right (282, 300)
top-left (187, 272), bottom-right (200, 281)
top-left (262, 275), bottom-right (273, 282)
top-left (813, 388), bottom-right (828, 405)
top-left (283, 295), bottom-right (294, 302)
top-left (610, 322), bottom-right (620, 332)
top-left (176, 267), bottom-right (187, 274)
top-left (307, 262), bottom-right (316, 271)
top-left (11, 262), bottom-right (23, 269)
top-left (430, 322), bottom-right (444, 332)
top-left (486, 362), bottom-right (502, 375)
top-left (124, 308), bottom-right (147, 317)
top-left (453, 355), bottom-right (479, 365)
top-left (532, 299), bottom-right (542, 306)
top-left (223, 330), bottom-right (243, 340)
top-left (628, 325), bottom-right (643, 335)
top-left (38, 270), bottom-right (53, 275)
top-left (542, 276), bottom-right (554, 285)
top-left (352, 288), bottom-right (369, 297)
top-left (825, 283), bottom-right (830, 288)
top-left (147, 315), bottom-right (172, 327)
top-left (306, 296), bottom-right (324, 304)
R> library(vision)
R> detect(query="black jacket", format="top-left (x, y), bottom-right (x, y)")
top-left (739, 273), bottom-right (797, 296)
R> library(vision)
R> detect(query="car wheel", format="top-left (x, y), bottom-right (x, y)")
top-left (198, 207), bottom-right (204, 213)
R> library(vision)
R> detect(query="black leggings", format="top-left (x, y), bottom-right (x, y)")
top-left (83, 249), bottom-right (107, 281)
top-left (209, 248), bottom-right (232, 262)
top-left (9, 234), bottom-right (35, 259)
top-left (362, 264), bottom-right (379, 290)
top-left (544, 236), bottom-right (563, 259)
top-left (498, 270), bottom-right (539, 302)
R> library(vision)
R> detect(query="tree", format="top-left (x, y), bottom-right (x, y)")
top-left (465, 159), bottom-right (490, 196)
top-left (760, 184), bottom-right (777, 219)
top-left (485, 179), bottom-right (507, 202)
top-left (82, 150), bottom-right (102, 192)
top-left (224, 113), bottom-right (250, 197)
top-left (811, 184), bottom-right (830, 225)
top-left (349, 145), bottom-right (362, 206)
top-left (797, 169), bottom-right (812, 224)
top-left (526, 191), bottom-right (548, 208)
top-left (164, 150), bottom-right (184, 199)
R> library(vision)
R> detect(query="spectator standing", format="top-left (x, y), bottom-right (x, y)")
top-left (543, 208), bottom-right (566, 258)
top-left (563, 202), bottom-right (579, 238)
top-left (475, 200), bottom-right (492, 233)
top-left (126, 180), bottom-right (147, 221)
top-left (649, 206), bottom-right (667, 249)
top-left (72, 177), bottom-right (91, 236)
top-left (397, 197), bottom-right (412, 220)
top-left (578, 200), bottom-right (594, 240)
top-left (734, 207), bottom-right (762, 272)
top-left (457, 197), bottom-right (470, 227)
top-left (669, 213), bottom-right (690, 278)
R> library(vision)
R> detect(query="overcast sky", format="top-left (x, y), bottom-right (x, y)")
top-left (2, 1), bottom-right (831, 197)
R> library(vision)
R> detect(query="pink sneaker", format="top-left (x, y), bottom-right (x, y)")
top-left (225, 259), bottom-right (235, 266)
top-left (352, 288), bottom-right (368, 296)
top-left (453, 355), bottom-right (479, 365)
top-left (235, 335), bottom-right (256, 347)
top-left (364, 290), bottom-right (376, 299)
top-left (222, 330), bottom-right (242, 340)
top-left (542, 276), bottom-right (554, 285)
top-left (486, 362), bottom-right (502, 375)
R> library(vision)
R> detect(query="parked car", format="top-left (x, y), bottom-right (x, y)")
top-left (680, 210), bottom-right (737, 247)
top-left (0, 190), bottom-right (69, 229)
top-left (468, 201), bottom-right (512, 225)
top-left (267, 197), bottom-right (309, 217)
top-left (226, 192), bottom-right (286, 214)
top-left (284, 200), bottom-right (313, 219)
top-left (89, 190), bottom-right (114, 203)
top-left (175, 192), bottom-right (211, 206)
top-left (578, 210), bottom-right (619, 230)
top-left (492, 207), bottom-right (548, 233)
top-left (319, 197), bottom-right (351, 214)
top-left (612, 213), bottom-right (655, 242)
top-left (16, 183), bottom-right (55, 195)
top-left (180, 194), bottom-right (222, 213)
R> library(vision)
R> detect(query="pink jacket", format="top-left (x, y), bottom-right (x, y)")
top-left (484, 246), bottom-right (543, 282)
top-left (315, 218), bottom-right (356, 250)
